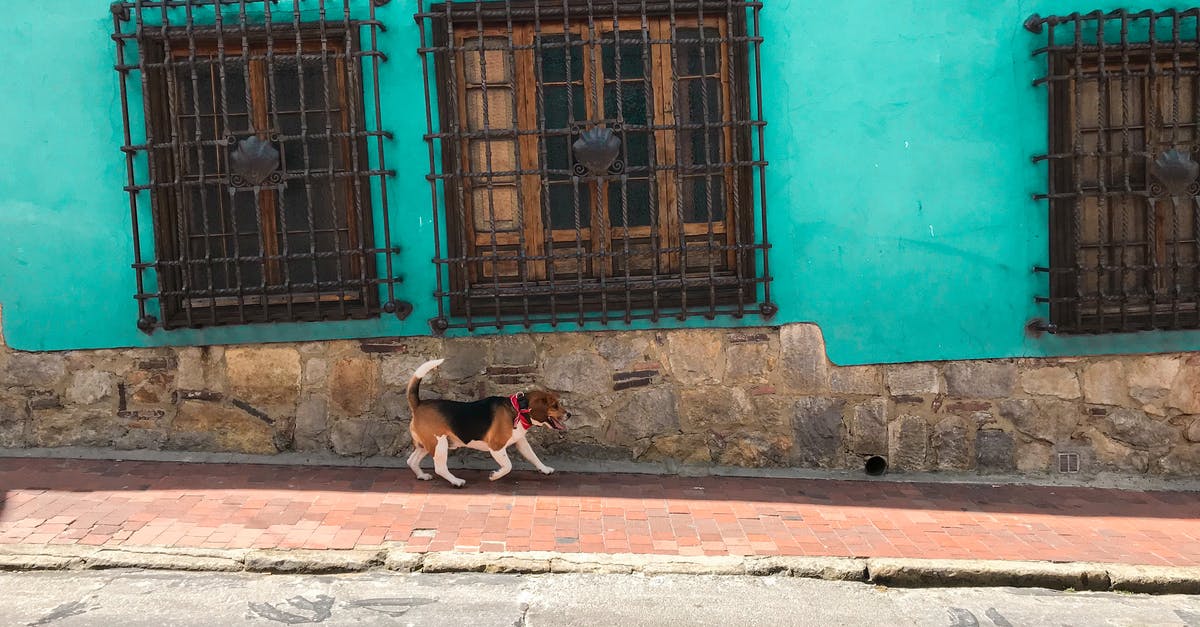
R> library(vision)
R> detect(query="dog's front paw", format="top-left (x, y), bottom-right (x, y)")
top-left (416, 473), bottom-right (432, 481)
top-left (449, 477), bottom-right (466, 488)
top-left (489, 471), bottom-right (506, 481)
top-left (539, 466), bottom-right (555, 475)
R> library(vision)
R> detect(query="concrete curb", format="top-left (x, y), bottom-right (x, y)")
top-left (1, 545), bottom-right (1197, 594)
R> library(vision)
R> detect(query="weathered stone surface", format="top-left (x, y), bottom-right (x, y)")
top-left (380, 355), bottom-right (435, 389)
top-left (943, 361), bottom-right (1016, 399)
top-left (33, 410), bottom-right (125, 448)
top-left (175, 346), bottom-right (224, 391)
top-left (830, 365), bottom-right (882, 395)
top-left (889, 415), bottom-right (928, 471)
top-left (932, 416), bottom-right (970, 470)
top-left (126, 370), bottom-right (172, 405)
top-left (849, 398), bottom-right (887, 455)
top-left (543, 351), bottom-right (610, 396)
top-left (1019, 367), bottom-right (1080, 400)
top-left (328, 357), bottom-right (381, 416)
top-left (304, 358), bottom-right (329, 386)
top-left (975, 429), bottom-right (1015, 473)
top-left (294, 398), bottom-right (329, 452)
top-left (998, 399), bottom-right (1080, 444)
top-left (1081, 360), bottom-right (1128, 406)
top-left (726, 341), bottom-right (774, 384)
top-left (679, 387), bottom-right (754, 436)
top-left (1167, 356), bottom-right (1200, 414)
top-left (113, 428), bottom-right (168, 450)
top-left (0, 397), bottom-right (28, 447)
top-left (1015, 439), bottom-right (1052, 473)
top-left (1087, 430), bottom-right (1151, 473)
top-left (779, 324), bottom-right (827, 392)
top-left (171, 401), bottom-right (276, 454)
top-left (885, 363), bottom-right (940, 396)
top-left (1187, 417), bottom-right (1200, 443)
top-left (643, 433), bottom-right (712, 464)
top-left (605, 387), bottom-right (679, 444)
top-left (65, 370), bottom-right (116, 405)
top-left (1, 353), bottom-right (67, 388)
top-left (1127, 356), bottom-right (1182, 406)
top-left (792, 397), bottom-right (845, 466)
top-left (1097, 408), bottom-right (1176, 451)
top-left (440, 338), bottom-right (489, 379)
top-left (225, 347), bottom-right (301, 405)
top-left (717, 436), bottom-right (789, 467)
top-left (329, 418), bottom-right (401, 457)
top-left (489, 334), bottom-right (538, 365)
top-left (1157, 444), bottom-right (1200, 475)
top-left (666, 330), bottom-right (726, 385)
top-left (595, 334), bottom-right (651, 370)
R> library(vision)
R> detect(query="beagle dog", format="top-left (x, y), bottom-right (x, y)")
top-left (405, 359), bottom-right (570, 487)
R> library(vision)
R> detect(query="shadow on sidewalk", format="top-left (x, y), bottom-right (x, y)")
top-left (0, 456), bottom-right (1194, 521)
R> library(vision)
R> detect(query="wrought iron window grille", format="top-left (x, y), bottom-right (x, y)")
top-left (416, 0), bottom-right (772, 333)
top-left (1028, 9), bottom-right (1200, 334)
top-left (112, 0), bottom-right (409, 333)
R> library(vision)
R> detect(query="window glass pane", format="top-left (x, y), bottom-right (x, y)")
top-left (539, 34), bottom-right (584, 83)
top-left (601, 38), bottom-right (646, 80)
top-left (676, 27), bottom-right (721, 77)
top-left (608, 179), bottom-right (651, 227)
top-left (682, 176), bottom-right (726, 223)
top-left (548, 181), bottom-right (591, 229)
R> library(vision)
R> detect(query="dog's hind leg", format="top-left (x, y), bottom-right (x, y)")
top-left (432, 435), bottom-right (466, 487)
top-left (407, 446), bottom-right (431, 481)
top-left (488, 448), bottom-right (512, 482)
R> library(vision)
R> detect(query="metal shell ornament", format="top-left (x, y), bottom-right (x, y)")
top-left (572, 127), bottom-right (621, 176)
top-left (1149, 148), bottom-right (1199, 197)
top-left (229, 136), bottom-right (281, 187)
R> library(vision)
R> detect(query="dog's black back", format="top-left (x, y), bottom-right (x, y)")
top-left (423, 396), bottom-right (509, 444)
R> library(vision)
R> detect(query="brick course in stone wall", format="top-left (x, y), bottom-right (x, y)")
top-left (0, 305), bottom-right (1197, 476)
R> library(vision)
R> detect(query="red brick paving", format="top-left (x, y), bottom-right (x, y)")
top-left (1, 458), bottom-right (1198, 566)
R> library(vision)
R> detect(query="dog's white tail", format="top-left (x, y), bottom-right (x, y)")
top-left (406, 358), bottom-right (445, 410)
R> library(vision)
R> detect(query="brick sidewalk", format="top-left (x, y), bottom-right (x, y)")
top-left (1, 458), bottom-right (1197, 567)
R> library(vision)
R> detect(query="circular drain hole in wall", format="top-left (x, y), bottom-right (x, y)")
top-left (864, 456), bottom-right (888, 476)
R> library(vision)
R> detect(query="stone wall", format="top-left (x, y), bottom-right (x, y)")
top-left (1, 307), bottom-right (1198, 476)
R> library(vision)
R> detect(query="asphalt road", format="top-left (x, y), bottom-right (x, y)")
top-left (2, 570), bottom-right (1198, 627)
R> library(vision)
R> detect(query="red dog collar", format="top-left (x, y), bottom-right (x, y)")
top-left (509, 393), bottom-right (532, 429)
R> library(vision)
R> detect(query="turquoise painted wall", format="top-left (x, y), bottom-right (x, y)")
top-left (2, 0), bottom-right (1200, 364)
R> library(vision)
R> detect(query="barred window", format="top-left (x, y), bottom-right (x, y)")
top-left (1029, 10), bottom-right (1200, 334)
top-left (417, 1), bottom-right (772, 332)
top-left (113, 1), bottom-right (405, 332)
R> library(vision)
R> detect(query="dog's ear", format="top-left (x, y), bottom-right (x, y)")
top-left (527, 391), bottom-right (550, 420)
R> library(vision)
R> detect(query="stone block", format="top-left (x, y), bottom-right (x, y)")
top-left (330, 417), bottom-right (401, 457)
top-left (933, 416), bottom-right (970, 470)
top-left (171, 401), bottom-right (276, 454)
top-left (975, 429), bottom-right (1015, 473)
top-left (33, 410), bottom-right (126, 448)
top-left (849, 398), bottom-right (887, 455)
top-left (605, 387), bottom-right (679, 445)
top-left (0, 397), bottom-right (28, 447)
top-left (1019, 367), bottom-right (1080, 400)
top-left (791, 397), bottom-right (845, 466)
top-left (304, 358), bottom-right (329, 386)
top-left (779, 324), bottom-right (827, 392)
top-left (998, 398), bottom-right (1080, 444)
top-left (328, 357), bottom-right (381, 416)
top-left (1187, 417), bottom-right (1200, 443)
top-left (666, 330), bottom-right (726, 385)
top-left (1015, 439), bottom-right (1052, 473)
top-left (679, 387), bottom-right (754, 437)
top-left (1167, 356), bottom-right (1200, 414)
top-left (643, 433), bottom-right (712, 464)
top-left (1127, 356), bottom-right (1182, 405)
top-left (943, 361), bottom-right (1015, 399)
top-left (885, 363), bottom-right (940, 396)
top-left (65, 370), bottom-right (117, 405)
top-left (889, 415), bottom-right (929, 471)
top-left (595, 334), bottom-right (652, 370)
top-left (543, 351), bottom-right (610, 396)
top-left (1081, 360), bottom-right (1128, 406)
top-left (440, 338), bottom-right (490, 379)
top-left (175, 346), bottom-right (224, 391)
top-left (225, 347), bottom-right (301, 405)
top-left (726, 341), bottom-right (774, 384)
top-left (489, 334), bottom-right (538, 365)
top-left (294, 397), bottom-right (329, 452)
top-left (1097, 408), bottom-right (1176, 451)
top-left (830, 365), bottom-right (882, 395)
top-left (1, 353), bottom-right (67, 388)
